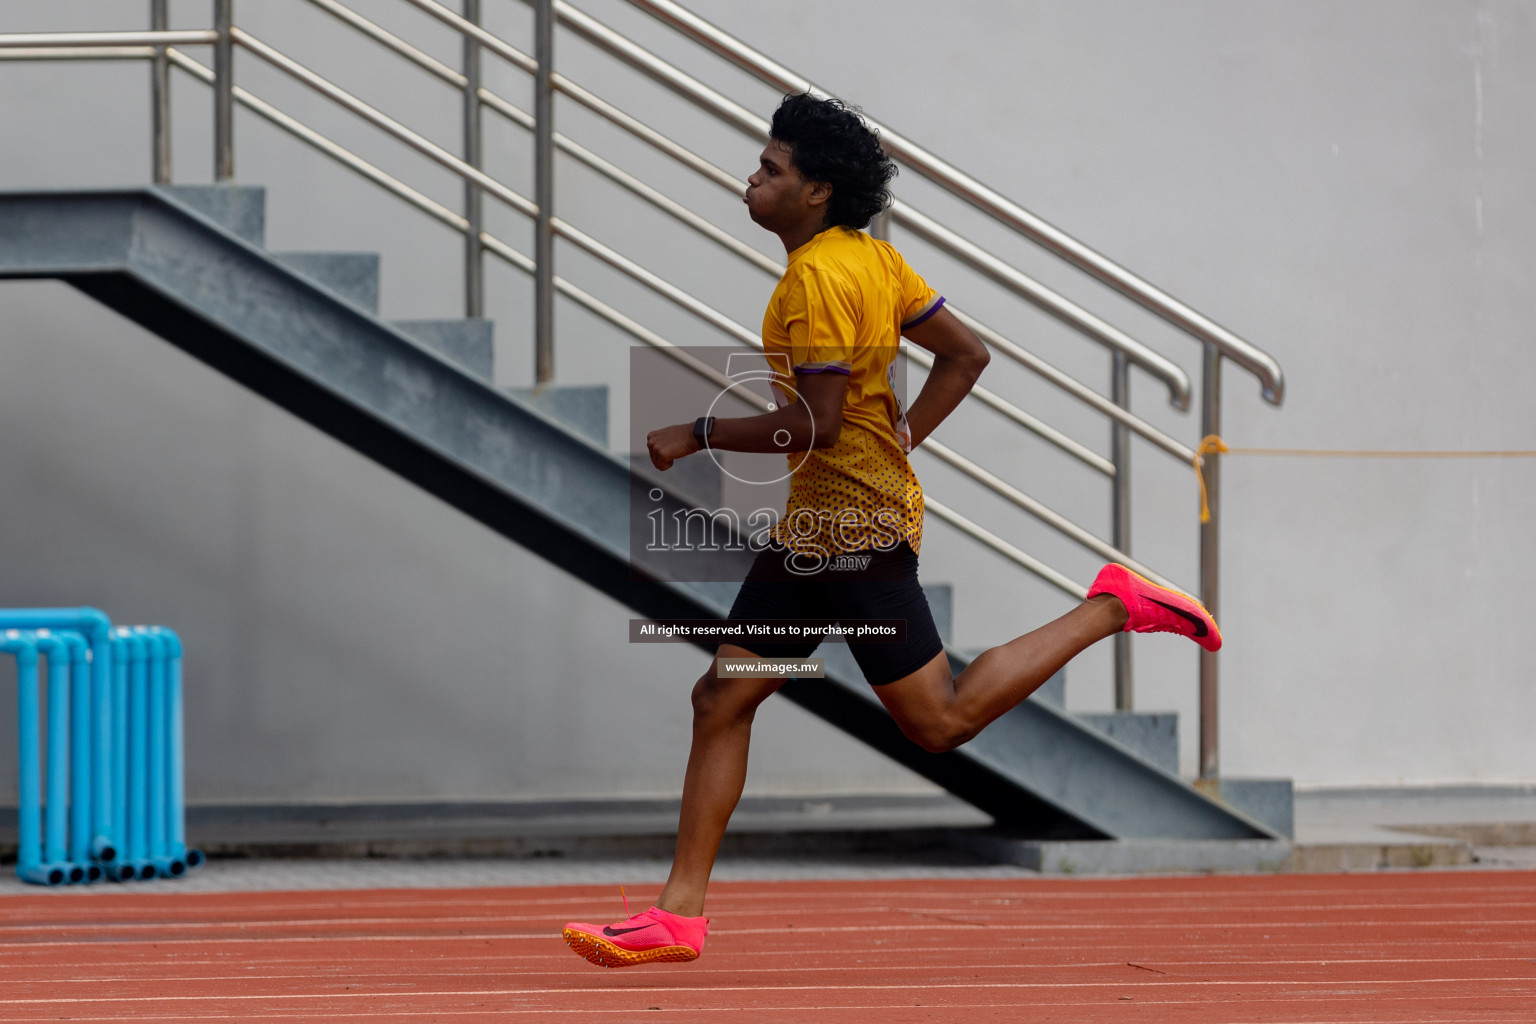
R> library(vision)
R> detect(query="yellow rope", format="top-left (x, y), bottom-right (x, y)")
top-left (1192, 436), bottom-right (1536, 524)
top-left (1194, 435), bottom-right (1228, 524)
top-left (1224, 447), bottom-right (1536, 458)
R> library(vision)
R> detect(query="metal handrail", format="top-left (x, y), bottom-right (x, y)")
top-left (298, 1), bottom-right (785, 277)
top-left (185, 28), bottom-right (1153, 593)
top-left (0, 31), bottom-right (218, 48)
top-left (328, 0), bottom-right (1238, 742)
top-left (191, 30), bottom-right (1126, 564)
top-left (215, 28), bottom-right (1126, 565)
top-left (554, 72), bottom-right (743, 192)
top-left (531, 78), bottom-right (1200, 464)
top-left (920, 437), bottom-right (1174, 590)
top-left (196, 29), bottom-right (1071, 459)
top-left (547, 220), bottom-right (1126, 500)
top-left (162, 47), bottom-right (755, 408)
top-left (0, 17), bottom-right (1182, 606)
top-left (0, 47), bottom-right (158, 61)
top-left (278, 1), bottom-right (1163, 472)
top-left (488, 83), bottom-right (1155, 468)
top-left (558, 215), bottom-right (1116, 473)
top-left (533, 74), bottom-right (1199, 464)
top-left (553, 216), bottom-right (761, 349)
top-left (166, 47), bottom-right (463, 224)
top-left (900, 348), bottom-right (1112, 475)
top-left (0, 1), bottom-right (1275, 772)
top-left (952, 312), bottom-right (1197, 464)
top-left (304, 0), bottom-right (462, 82)
top-left (539, 0), bottom-right (1274, 767)
top-left (923, 497), bottom-right (1085, 600)
top-left (230, 28), bottom-right (537, 219)
top-left (538, 0), bottom-right (1195, 407)
top-left (401, 0), bottom-right (536, 75)
top-left (892, 203), bottom-right (1191, 407)
top-left (293, 3), bottom-right (1197, 472)
top-left (625, 0), bottom-right (1285, 405)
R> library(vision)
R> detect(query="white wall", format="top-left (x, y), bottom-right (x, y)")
top-left (1, 0), bottom-right (1531, 797)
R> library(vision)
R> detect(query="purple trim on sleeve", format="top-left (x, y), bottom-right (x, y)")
top-left (901, 295), bottom-right (946, 331)
top-left (794, 362), bottom-right (853, 376)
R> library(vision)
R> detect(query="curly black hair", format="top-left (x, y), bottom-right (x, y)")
top-left (769, 93), bottom-right (896, 230)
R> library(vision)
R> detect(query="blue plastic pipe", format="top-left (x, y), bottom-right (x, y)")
top-left (109, 631), bottom-right (128, 872)
top-left (4, 632), bottom-right (43, 882)
top-left (0, 609), bottom-right (115, 865)
top-left (3, 632), bottom-right (68, 885)
top-left (100, 631), bottom-right (134, 882)
top-left (33, 633), bottom-right (84, 884)
top-left (91, 635), bottom-right (115, 866)
top-left (136, 629), bottom-right (184, 879)
top-left (148, 627), bottom-right (201, 870)
top-left (124, 630), bottom-right (150, 880)
top-left (58, 631), bottom-right (97, 878)
top-left (41, 632), bottom-right (98, 883)
top-left (2, 616), bottom-right (194, 884)
top-left (143, 630), bottom-right (166, 871)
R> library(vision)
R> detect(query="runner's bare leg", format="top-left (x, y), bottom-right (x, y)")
top-left (874, 594), bottom-right (1128, 752)
top-left (654, 644), bottom-right (783, 918)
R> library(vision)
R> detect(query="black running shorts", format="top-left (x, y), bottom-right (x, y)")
top-left (719, 541), bottom-right (945, 686)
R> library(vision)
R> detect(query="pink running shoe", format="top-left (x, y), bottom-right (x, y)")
top-left (562, 906), bottom-right (709, 968)
top-left (1087, 563), bottom-right (1222, 652)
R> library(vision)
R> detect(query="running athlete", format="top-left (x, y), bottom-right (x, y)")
top-left (562, 94), bottom-right (1220, 969)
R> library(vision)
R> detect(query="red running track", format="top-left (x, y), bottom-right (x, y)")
top-left (0, 871), bottom-right (1532, 1022)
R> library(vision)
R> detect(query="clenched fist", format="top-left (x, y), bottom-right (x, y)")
top-left (647, 422), bottom-right (702, 471)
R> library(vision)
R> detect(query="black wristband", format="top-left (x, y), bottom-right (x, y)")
top-left (692, 416), bottom-right (716, 448)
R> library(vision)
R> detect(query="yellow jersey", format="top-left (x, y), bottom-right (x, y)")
top-left (762, 226), bottom-right (943, 557)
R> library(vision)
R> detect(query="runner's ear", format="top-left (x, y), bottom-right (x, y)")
top-left (806, 179), bottom-right (832, 211)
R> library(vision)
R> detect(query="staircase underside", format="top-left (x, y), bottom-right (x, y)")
top-left (0, 187), bottom-right (1277, 842)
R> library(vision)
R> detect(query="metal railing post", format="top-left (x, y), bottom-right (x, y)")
top-left (150, 0), bottom-right (171, 183)
top-left (213, 0), bottom-right (233, 180)
top-left (1110, 349), bottom-right (1132, 710)
top-left (462, 0), bottom-right (484, 318)
top-left (1198, 344), bottom-right (1222, 783)
top-left (868, 205), bottom-right (891, 242)
top-left (533, 0), bottom-right (555, 383)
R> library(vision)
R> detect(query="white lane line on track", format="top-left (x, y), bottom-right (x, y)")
top-left (2, 974), bottom-right (1533, 1005)
top-left (0, 1007), bottom-right (1527, 1023)
top-left (0, 920), bottom-right (1532, 951)
top-left (4, 911), bottom-right (1535, 937)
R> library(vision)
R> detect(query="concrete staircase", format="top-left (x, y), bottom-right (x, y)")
top-left (0, 184), bottom-right (1288, 850)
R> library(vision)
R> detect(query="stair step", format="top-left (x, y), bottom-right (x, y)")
top-left (503, 385), bottom-right (608, 448)
top-left (1209, 777), bottom-right (1295, 839)
top-left (157, 184), bottom-right (265, 246)
top-left (273, 252), bottom-right (379, 314)
top-left (1074, 711), bottom-right (1179, 776)
top-left (391, 319), bottom-right (494, 381)
top-left (955, 835), bottom-right (1293, 875)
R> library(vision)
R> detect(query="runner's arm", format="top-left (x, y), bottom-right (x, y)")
top-left (646, 371), bottom-right (848, 471)
top-left (901, 306), bottom-right (990, 449)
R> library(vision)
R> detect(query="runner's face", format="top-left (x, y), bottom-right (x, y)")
top-left (745, 140), bottom-right (820, 232)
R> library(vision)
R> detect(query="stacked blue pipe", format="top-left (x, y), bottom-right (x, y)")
top-left (1, 609), bottom-right (202, 885)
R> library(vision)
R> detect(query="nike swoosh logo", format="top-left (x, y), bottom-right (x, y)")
top-left (603, 924), bottom-right (654, 937)
top-left (1149, 597), bottom-right (1208, 637)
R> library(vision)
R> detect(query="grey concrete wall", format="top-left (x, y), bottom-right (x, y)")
top-left (0, 0), bottom-right (1532, 797)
